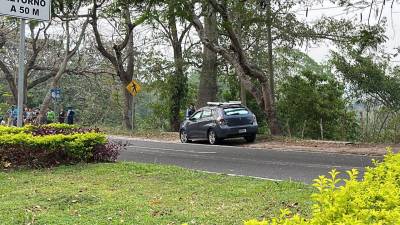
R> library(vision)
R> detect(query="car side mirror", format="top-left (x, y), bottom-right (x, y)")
top-left (189, 117), bottom-right (197, 121)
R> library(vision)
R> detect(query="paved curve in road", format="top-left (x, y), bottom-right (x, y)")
top-left (112, 137), bottom-right (381, 184)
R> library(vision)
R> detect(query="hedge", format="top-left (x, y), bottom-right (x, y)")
top-left (245, 148), bottom-right (400, 225)
top-left (0, 124), bottom-right (120, 168)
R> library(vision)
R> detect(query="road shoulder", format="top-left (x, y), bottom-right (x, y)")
top-left (108, 133), bottom-right (397, 156)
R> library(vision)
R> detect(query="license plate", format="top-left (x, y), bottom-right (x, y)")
top-left (238, 129), bottom-right (247, 133)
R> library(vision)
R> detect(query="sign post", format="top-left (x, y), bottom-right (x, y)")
top-left (0, 0), bottom-right (51, 127)
top-left (16, 19), bottom-right (26, 127)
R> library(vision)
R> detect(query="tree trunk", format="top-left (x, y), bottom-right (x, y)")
top-left (197, 6), bottom-right (218, 108)
top-left (261, 82), bottom-right (281, 135)
top-left (266, 0), bottom-right (275, 103)
top-left (91, 3), bottom-right (137, 130)
top-left (121, 23), bottom-right (136, 130)
top-left (168, 10), bottom-right (187, 132)
top-left (170, 42), bottom-right (186, 131)
top-left (240, 79), bottom-right (246, 106)
top-left (122, 79), bottom-right (134, 130)
top-left (37, 57), bottom-right (69, 123)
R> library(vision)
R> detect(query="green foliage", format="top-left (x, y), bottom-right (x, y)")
top-left (245, 149), bottom-right (400, 224)
top-left (331, 51), bottom-right (400, 111)
top-left (0, 129), bottom-right (106, 160)
top-left (277, 70), bottom-right (358, 140)
top-left (0, 124), bottom-right (118, 168)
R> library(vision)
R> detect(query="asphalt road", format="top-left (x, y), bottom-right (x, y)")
top-left (113, 137), bottom-right (380, 184)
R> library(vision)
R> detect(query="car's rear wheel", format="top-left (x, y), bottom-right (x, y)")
top-left (244, 134), bottom-right (256, 143)
top-left (180, 130), bottom-right (191, 143)
top-left (208, 129), bottom-right (220, 145)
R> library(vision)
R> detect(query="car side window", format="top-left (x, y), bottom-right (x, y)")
top-left (190, 111), bottom-right (202, 120)
top-left (201, 109), bottom-right (212, 118)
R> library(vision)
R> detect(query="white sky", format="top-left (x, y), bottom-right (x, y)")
top-left (296, 1), bottom-right (400, 65)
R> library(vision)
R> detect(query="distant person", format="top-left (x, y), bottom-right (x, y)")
top-left (5, 106), bottom-right (12, 126)
top-left (11, 106), bottom-right (18, 126)
top-left (26, 108), bottom-right (34, 124)
top-left (186, 104), bottom-right (196, 118)
top-left (46, 109), bottom-right (56, 124)
top-left (67, 107), bottom-right (75, 125)
top-left (58, 108), bottom-right (65, 123)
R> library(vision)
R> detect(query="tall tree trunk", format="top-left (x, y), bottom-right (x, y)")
top-left (261, 82), bottom-right (280, 135)
top-left (266, 0), bottom-right (275, 103)
top-left (240, 79), bottom-right (246, 106)
top-left (91, 2), bottom-right (138, 130)
top-left (197, 6), bottom-right (218, 108)
top-left (121, 22), bottom-right (136, 130)
top-left (169, 41), bottom-right (186, 132)
top-left (122, 79), bottom-right (134, 130)
top-left (168, 10), bottom-right (187, 132)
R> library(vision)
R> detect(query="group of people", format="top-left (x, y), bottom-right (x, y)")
top-left (0, 106), bottom-right (75, 126)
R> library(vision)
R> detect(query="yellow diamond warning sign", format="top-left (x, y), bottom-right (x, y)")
top-left (126, 80), bottom-right (141, 96)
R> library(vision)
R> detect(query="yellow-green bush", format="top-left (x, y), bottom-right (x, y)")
top-left (245, 149), bottom-right (400, 225)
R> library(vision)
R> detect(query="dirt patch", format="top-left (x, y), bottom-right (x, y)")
top-left (110, 132), bottom-right (397, 156)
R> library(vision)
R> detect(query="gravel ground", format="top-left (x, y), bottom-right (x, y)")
top-left (109, 132), bottom-right (398, 156)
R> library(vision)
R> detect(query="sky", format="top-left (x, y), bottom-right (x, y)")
top-left (296, 1), bottom-right (400, 65)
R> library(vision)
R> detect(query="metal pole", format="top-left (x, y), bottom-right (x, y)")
top-left (17, 19), bottom-right (26, 127)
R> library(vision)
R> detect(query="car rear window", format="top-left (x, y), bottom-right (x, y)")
top-left (223, 107), bottom-right (249, 116)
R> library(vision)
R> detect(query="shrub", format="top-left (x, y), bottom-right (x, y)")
top-left (244, 149), bottom-right (400, 224)
top-left (0, 125), bottom-right (121, 169)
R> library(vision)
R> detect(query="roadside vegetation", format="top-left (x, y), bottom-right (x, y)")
top-left (0, 124), bottom-right (120, 169)
top-left (1, 1), bottom-right (399, 144)
top-left (0, 163), bottom-right (314, 224)
top-left (247, 149), bottom-right (400, 224)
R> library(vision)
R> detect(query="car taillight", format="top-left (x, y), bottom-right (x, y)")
top-left (252, 115), bottom-right (257, 125)
top-left (217, 117), bottom-right (227, 126)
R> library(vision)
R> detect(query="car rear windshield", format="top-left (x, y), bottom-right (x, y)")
top-left (223, 107), bottom-right (249, 116)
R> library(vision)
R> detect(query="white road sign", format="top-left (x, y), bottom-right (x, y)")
top-left (0, 0), bottom-right (51, 21)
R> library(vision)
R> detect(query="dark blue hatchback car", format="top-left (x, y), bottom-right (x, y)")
top-left (180, 102), bottom-right (258, 145)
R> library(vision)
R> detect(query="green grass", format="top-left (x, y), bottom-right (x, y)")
top-left (0, 163), bottom-right (314, 225)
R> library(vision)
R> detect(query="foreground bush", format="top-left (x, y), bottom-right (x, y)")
top-left (0, 124), bottom-right (121, 168)
top-left (245, 149), bottom-right (400, 224)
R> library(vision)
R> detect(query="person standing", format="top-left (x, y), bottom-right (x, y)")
top-left (6, 106), bottom-right (13, 126)
top-left (11, 106), bottom-right (18, 126)
top-left (25, 108), bottom-right (33, 124)
top-left (47, 109), bottom-right (56, 124)
top-left (58, 108), bottom-right (65, 123)
top-left (67, 107), bottom-right (75, 125)
top-left (186, 104), bottom-right (196, 118)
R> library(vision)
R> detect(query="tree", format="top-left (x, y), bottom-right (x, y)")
top-left (196, 5), bottom-right (218, 108)
top-left (0, 19), bottom-right (52, 105)
top-left (278, 69), bottom-right (358, 140)
top-left (149, 1), bottom-right (193, 131)
top-left (330, 25), bottom-right (400, 110)
top-left (37, 1), bottom-right (91, 123)
top-left (90, 0), bottom-right (150, 130)
top-left (187, 0), bottom-right (283, 135)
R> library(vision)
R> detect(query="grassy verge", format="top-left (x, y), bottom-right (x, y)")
top-left (0, 163), bottom-right (313, 225)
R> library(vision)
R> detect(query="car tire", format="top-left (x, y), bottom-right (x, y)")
top-left (180, 130), bottom-right (191, 143)
top-left (208, 129), bottom-right (220, 145)
top-left (244, 134), bottom-right (256, 143)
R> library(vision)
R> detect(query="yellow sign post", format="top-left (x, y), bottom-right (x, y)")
top-left (126, 80), bottom-right (141, 96)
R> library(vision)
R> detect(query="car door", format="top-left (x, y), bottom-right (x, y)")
top-left (197, 109), bottom-right (213, 139)
top-left (186, 111), bottom-right (202, 139)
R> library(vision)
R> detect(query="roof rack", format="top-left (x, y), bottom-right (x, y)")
top-left (207, 101), bottom-right (242, 106)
